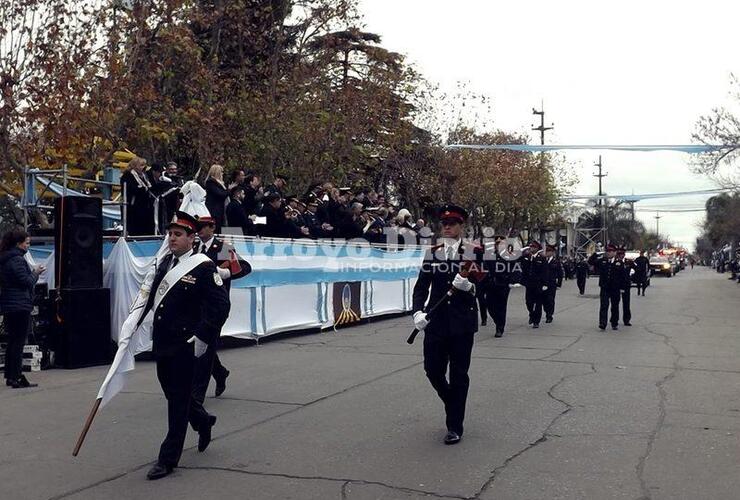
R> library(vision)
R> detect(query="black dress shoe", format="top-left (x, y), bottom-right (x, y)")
top-left (198, 415), bottom-right (217, 452)
top-left (146, 463), bottom-right (173, 480)
top-left (5, 379), bottom-right (12, 387)
top-left (214, 370), bottom-right (230, 397)
top-left (599, 325), bottom-right (606, 331)
top-left (624, 322), bottom-right (632, 326)
top-left (444, 431), bottom-right (461, 445)
top-left (10, 377), bottom-right (38, 389)
top-left (532, 323), bottom-right (539, 329)
top-left (545, 317), bottom-right (553, 323)
top-left (612, 325), bottom-right (619, 331)
top-left (494, 329), bottom-right (503, 338)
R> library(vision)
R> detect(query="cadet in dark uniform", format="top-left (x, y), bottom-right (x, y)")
top-left (486, 237), bottom-right (522, 337)
top-left (144, 212), bottom-right (230, 480)
top-left (588, 244), bottom-right (628, 331)
top-left (575, 256), bottom-right (589, 295)
top-left (521, 241), bottom-right (547, 328)
top-left (195, 216), bottom-right (251, 397)
top-left (412, 204), bottom-right (483, 445)
top-left (542, 244), bottom-right (564, 324)
top-left (617, 247), bottom-right (633, 326)
top-left (633, 250), bottom-right (650, 296)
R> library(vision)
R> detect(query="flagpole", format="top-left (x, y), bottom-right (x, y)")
top-left (72, 398), bottom-right (102, 456)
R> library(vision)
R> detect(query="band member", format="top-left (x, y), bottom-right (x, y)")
top-left (588, 244), bottom-right (629, 331)
top-left (617, 247), bottom-right (633, 326)
top-left (522, 241), bottom-right (547, 328)
top-left (144, 211), bottom-right (230, 480)
top-left (633, 250), bottom-right (650, 296)
top-left (411, 204), bottom-right (483, 445)
top-left (542, 244), bottom-right (564, 324)
top-left (195, 217), bottom-right (251, 397)
top-left (575, 256), bottom-right (590, 295)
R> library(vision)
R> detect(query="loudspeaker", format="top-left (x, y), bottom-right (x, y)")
top-left (51, 288), bottom-right (112, 369)
top-left (54, 196), bottom-right (103, 289)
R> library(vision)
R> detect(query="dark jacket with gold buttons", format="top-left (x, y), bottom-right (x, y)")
top-left (588, 254), bottom-right (629, 291)
top-left (145, 253), bottom-right (231, 357)
top-left (412, 242), bottom-right (482, 336)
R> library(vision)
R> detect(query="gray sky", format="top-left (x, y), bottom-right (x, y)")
top-left (358, 0), bottom-right (738, 249)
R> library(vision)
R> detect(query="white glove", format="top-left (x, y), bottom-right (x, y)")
top-left (509, 283), bottom-right (521, 288)
top-left (542, 285), bottom-right (548, 291)
top-left (452, 273), bottom-right (474, 292)
top-left (217, 266), bottom-right (232, 279)
top-left (413, 311), bottom-right (429, 331)
top-left (188, 336), bottom-right (208, 358)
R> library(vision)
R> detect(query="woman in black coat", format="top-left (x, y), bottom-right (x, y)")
top-left (120, 157), bottom-right (155, 236)
top-left (204, 164), bottom-right (229, 233)
top-left (0, 229), bottom-right (44, 388)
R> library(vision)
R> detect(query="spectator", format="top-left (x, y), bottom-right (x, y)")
top-left (0, 229), bottom-right (44, 389)
top-left (166, 162), bottom-right (184, 188)
top-left (243, 174), bottom-right (263, 216)
top-left (259, 193), bottom-right (287, 238)
top-left (120, 157), bottom-right (155, 236)
top-left (227, 169), bottom-right (246, 191)
top-left (303, 197), bottom-right (333, 238)
top-left (226, 186), bottom-right (253, 236)
top-left (264, 174), bottom-right (287, 199)
top-left (205, 164), bottom-right (229, 233)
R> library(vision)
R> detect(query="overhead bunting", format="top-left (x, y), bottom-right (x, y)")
top-left (445, 144), bottom-right (736, 153)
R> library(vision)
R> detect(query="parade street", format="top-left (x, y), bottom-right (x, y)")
top-left (2, 267), bottom-right (739, 500)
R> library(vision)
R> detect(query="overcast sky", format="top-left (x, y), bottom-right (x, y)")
top-left (358, 0), bottom-right (738, 249)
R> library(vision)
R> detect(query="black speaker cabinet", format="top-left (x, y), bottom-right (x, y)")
top-left (54, 196), bottom-right (103, 289)
top-left (51, 288), bottom-right (112, 369)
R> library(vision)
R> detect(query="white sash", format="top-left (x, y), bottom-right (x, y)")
top-left (151, 253), bottom-right (211, 311)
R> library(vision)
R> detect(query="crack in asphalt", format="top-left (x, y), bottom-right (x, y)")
top-left (178, 466), bottom-right (467, 499)
top-left (471, 363), bottom-right (597, 499)
top-left (633, 322), bottom-right (684, 500)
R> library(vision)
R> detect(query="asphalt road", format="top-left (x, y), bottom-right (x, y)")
top-left (2, 266), bottom-right (739, 500)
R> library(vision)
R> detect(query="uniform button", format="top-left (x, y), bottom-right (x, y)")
top-left (157, 315), bottom-right (162, 320)
top-left (158, 304), bottom-right (163, 309)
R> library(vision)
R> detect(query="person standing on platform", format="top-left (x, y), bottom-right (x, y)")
top-left (589, 243), bottom-right (628, 331)
top-left (143, 211), bottom-right (230, 480)
top-left (521, 241), bottom-right (547, 329)
top-left (411, 204), bottom-right (483, 445)
top-left (618, 247), bottom-right (633, 326)
top-left (542, 244), bottom-right (564, 324)
top-left (633, 250), bottom-right (650, 296)
top-left (120, 157), bottom-right (155, 236)
top-left (204, 164), bottom-right (229, 233)
top-left (195, 216), bottom-right (251, 398)
top-left (0, 229), bottom-right (44, 389)
top-left (575, 255), bottom-right (590, 295)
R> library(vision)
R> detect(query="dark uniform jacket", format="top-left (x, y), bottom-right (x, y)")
top-left (486, 250), bottom-right (522, 286)
top-left (588, 254), bottom-right (630, 290)
top-left (521, 252), bottom-right (548, 289)
top-left (544, 256), bottom-right (564, 288)
top-left (412, 242), bottom-right (483, 335)
top-left (226, 199), bottom-right (253, 235)
top-left (633, 256), bottom-right (650, 280)
top-left (144, 253), bottom-right (230, 357)
top-left (575, 260), bottom-right (590, 278)
top-left (195, 237), bottom-right (252, 291)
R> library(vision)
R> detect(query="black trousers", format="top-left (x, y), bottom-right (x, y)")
top-left (622, 289), bottom-right (631, 324)
top-left (3, 311), bottom-right (30, 381)
top-left (189, 347), bottom-right (216, 432)
top-left (543, 286), bottom-right (557, 320)
top-left (485, 285), bottom-right (510, 330)
top-left (576, 273), bottom-right (587, 294)
top-left (525, 286), bottom-right (544, 325)
top-left (636, 277), bottom-right (647, 295)
top-left (423, 329), bottom-right (475, 435)
top-left (156, 348), bottom-right (197, 468)
top-left (599, 288), bottom-right (621, 328)
top-left (476, 286), bottom-right (488, 323)
top-left (211, 352), bottom-right (228, 381)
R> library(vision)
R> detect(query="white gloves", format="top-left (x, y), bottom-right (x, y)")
top-left (217, 266), bottom-right (232, 279)
top-left (413, 311), bottom-right (429, 331)
top-left (509, 283), bottom-right (521, 288)
top-left (188, 336), bottom-right (208, 358)
top-left (452, 273), bottom-right (474, 292)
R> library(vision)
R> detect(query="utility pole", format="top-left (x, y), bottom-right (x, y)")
top-left (593, 155), bottom-right (607, 244)
top-left (655, 212), bottom-right (662, 235)
top-left (531, 101), bottom-right (554, 145)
